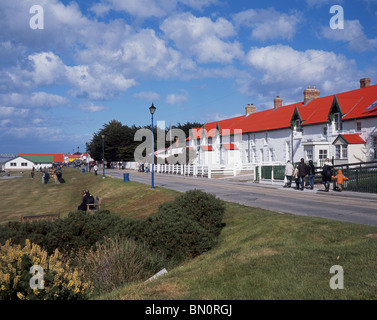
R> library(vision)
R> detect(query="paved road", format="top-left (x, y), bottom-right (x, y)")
top-left (105, 169), bottom-right (377, 227)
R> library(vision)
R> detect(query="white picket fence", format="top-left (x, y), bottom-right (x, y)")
top-left (125, 162), bottom-right (258, 179)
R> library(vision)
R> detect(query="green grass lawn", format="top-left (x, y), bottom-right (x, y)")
top-left (0, 168), bottom-right (177, 223)
top-left (97, 204), bottom-right (377, 300)
top-left (1, 168), bottom-right (377, 299)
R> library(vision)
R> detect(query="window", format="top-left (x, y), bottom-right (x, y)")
top-left (21, 163), bottom-right (28, 167)
top-left (319, 149), bottom-right (328, 160)
top-left (208, 137), bottom-right (212, 146)
top-left (356, 122), bottom-right (362, 132)
top-left (306, 149), bottom-right (313, 161)
top-left (196, 138), bottom-right (201, 146)
top-left (10, 163), bottom-right (16, 167)
top-left (335, 145), bottom-right (341, 159)
top-left (323, 126), bottom-right (328, 136)
top-left (374, 137), bottom-right (377, 160)
top-left (295, 120), bottom-right (302, 132)
top-left (335, 145), bottom-right (348, 159)
top-left (342, 145), bottom-right (348, 159)
top-left (334, 113), bottom-right (343, 131)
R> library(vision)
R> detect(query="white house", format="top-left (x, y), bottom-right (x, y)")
top-left (4, 155), bottom-right (53, 171)
top-left (186, 78), bottom-right (377, 168)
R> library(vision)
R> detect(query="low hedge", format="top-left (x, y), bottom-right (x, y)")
top-left (0, 190), bottom-right (226, 263)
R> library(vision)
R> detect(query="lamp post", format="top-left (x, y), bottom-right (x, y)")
top-left (101, 134), bottom-right (105, 178)
top-left (149, 103), bottom-right (156, 189)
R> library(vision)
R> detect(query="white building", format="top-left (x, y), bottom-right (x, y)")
top-left (186, 78), bottom-right (377, 167)
top-left (4, 155), bottom-right (53, 171)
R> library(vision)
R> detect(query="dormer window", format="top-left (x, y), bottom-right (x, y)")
top-left (334, 113), bottom-right (343, 131)
top-left (295, 120), bottom-right (302, 132)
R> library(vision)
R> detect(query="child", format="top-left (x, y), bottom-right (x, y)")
top-left (332, 169), bottom-right (349, 192)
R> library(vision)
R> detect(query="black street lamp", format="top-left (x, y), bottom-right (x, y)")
top-left (149, 103), bottom-right (156, 189)
top-left (101, 134), bottom-right (105, 178)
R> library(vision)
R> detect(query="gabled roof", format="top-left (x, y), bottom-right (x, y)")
top-left (21, 155), bottom-right (54, 163)
top-left (333, 134), bottom-right (366, 145)
top-left (192, 83), bottom-right (377, 137)
top-left (19, 153), bottom-right (63, 162)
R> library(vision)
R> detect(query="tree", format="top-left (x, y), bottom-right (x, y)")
top-left (86, 121), bottom-right (141, 163)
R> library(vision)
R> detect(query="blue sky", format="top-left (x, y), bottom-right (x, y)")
top-left (1, 0), bottom-right (376, 154)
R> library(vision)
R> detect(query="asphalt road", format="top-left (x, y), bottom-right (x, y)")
top-left (105, 169), bottom-right (377, 227)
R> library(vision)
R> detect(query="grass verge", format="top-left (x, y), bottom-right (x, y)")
top-left (1, 168), bottom-right (377, 299)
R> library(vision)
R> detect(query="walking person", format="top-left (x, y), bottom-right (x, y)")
top-left (321, 158), bottom-right (333, 192)
top-left (94, 164), bottom-right (98, 176)
top-left (284, 160), bottom-right (294, 188)
top-left (307, 160), bottom-right (316, 190)
top-left (297, 158), bottom-right (308, 191)
top-left (293, 165), bottom-right (300, 190)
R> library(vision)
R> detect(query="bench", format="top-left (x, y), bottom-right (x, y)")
top-left (20, 213), bottom-right (61, 223)
top-left (87, 196), bottom-right (102, 213)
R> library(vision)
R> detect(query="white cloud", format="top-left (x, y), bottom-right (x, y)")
top-left (166, 92), bottom-right (189, 105)
top-left (233, 8), bottom-right (302, 41)
top-left (244, 44), bottom-right (359, 101)
top-left (0, 92), bottom-right (69, 109)
top-left (133, 91), bottom-right (161, 101)
top-left (161, 13), bottom-right (243, 63)
top-left (77, 102), bottom-right (108, 113)
top-left (105, 0), bottom-right (176, 18)
top-left (321, 20), bottom-right (377, 52)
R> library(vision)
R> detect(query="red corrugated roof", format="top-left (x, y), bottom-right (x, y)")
top-left (202, 84), bottom-right (377, 136)
top-left (338, 134), bottom-right (366, 144)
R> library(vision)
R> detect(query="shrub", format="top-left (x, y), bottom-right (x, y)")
top-left (0, 240), bottom-right (92, 300)
top-left (76, 237), bottom-right (168, 294)
top-left (158, 189), bottom-right (226, 237)
top-left (0, 211), bottom-right (127, 256)
top-left (124, 190), bottom-right (226, 262)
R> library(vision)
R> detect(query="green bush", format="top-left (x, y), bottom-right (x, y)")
top-left (0, 211), bottom-right (127, 256)
top-left (158, 189), bottom-right (226, 237)
top-left (76, 237), bottom-right (168, 295)
top-left (123, 189), bottom-right (226, 262)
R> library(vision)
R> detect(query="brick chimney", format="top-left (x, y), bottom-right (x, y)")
top-left (245, 104), bottom-right (256, 116)
top-left (360, 78), bottom-right (371, 88)
top-left (303, 86), bottom-right (320, 105)
top-left (274, 96), bottom-right (283, 110)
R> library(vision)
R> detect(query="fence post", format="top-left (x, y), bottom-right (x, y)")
top-left (271, 166), bottom-right (274, 184)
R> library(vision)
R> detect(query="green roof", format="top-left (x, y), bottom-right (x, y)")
top-left (21, 155), bottom-right (54, 163)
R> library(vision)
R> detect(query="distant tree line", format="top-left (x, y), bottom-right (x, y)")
top-left (86, 120), bottom-right (204, 163)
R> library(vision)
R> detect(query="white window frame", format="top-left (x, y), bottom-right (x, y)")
top-left (319, 149), bottom-right (328, 160)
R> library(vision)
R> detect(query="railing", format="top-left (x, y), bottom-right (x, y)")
top-left (258, 161), bottom-right (377, 193)
top-left (126, 162), bottom-right (257, 180)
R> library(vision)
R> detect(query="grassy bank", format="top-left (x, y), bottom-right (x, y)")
top-left (1, 168), bottom-right (377, 299)
top-left (0, 168), bottom-right (177, 224)
top-left (97, 203), bottom-right (377, 300)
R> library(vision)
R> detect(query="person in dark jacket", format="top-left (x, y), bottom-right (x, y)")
top-left (297, 158), bottom-right (307, 190)
top-left (77, 190), bottom-right (94, 211)
top-left (307, 160), bottom-right (316, 190)
top-left (321, 158), bottom-right (333, 192)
